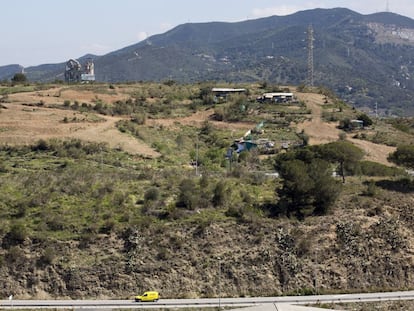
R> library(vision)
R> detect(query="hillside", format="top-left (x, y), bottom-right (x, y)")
top-left (0, 82), bottom-right (414, 310)
top-left (0, 84), bottom-right (397, 166)
top-left (2, 8), bottom-right (414, 116)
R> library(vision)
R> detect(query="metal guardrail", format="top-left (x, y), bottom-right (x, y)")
top-left (1, 291), bottom-right (414, 309)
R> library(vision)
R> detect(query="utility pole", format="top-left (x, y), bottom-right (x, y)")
top-left (217, 257), bottom-right (221, 310)
top-left (195, 137), bottom-right (199, 176)
top-left (307, 24), bottom-right (315, 87)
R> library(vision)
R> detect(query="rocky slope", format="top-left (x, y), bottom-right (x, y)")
top-left (1, 188), bottom-right (413, 300)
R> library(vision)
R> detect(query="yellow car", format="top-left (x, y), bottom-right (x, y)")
top-left (135, 291), bottom-right (159, 302)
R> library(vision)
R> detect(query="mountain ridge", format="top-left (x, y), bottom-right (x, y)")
top-left (2, 8), bottom-right (414, 115)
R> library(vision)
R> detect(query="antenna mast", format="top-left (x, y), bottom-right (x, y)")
top-left (307, 24), bottom-right (314, 87)
top-left (386, 0), bottom-right (390, 12)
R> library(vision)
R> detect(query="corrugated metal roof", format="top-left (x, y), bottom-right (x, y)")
top-left (212, 88), bottom-right (247, 92)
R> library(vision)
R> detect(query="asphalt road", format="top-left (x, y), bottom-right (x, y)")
top-left (1, 290), bottom-right (414, 309)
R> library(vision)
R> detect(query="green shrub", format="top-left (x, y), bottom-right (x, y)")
top-left (388, 144), bottom-right (414, 169)
top-left (176, 178), bottom-right (198, 210)
top-left (99, 219), bottom-right (117, 234)
top-left (3, 222), bottom-right (27, 248)
top-left (46, 215), bottom-right (66, 231)
top-left (0, 160), bottom-right (6, 173)
top-left (78, 231), bottom-right (97, 249)
top-left (131, 113), bottom-right (146, 125)
top-left (37, 247), bottom-right (56, 266)
top-left (6, 246), bottom-right (26, 266)
top-left (225, 206), bottom-right (244, 218)
top-left (357, 113), bottom-right (373, 127)
top-left (144, 187), bottom-right (160, 202)
top-left (212, 180), bottom-right (228, 207)
top-left (363, 180), bottom-right (378, 197)
top-left (32, 139), bottom-right (49, 151)
top-left (359, 161), bottom-right (404, 177)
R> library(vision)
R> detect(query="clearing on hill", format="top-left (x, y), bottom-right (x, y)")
top-left (295, 92), bottom-right (396, 166)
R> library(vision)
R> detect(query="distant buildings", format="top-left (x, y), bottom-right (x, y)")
top-left (64, 58), bottom-right (95, 83)
top-left (256, 92), bottom-right (294, 103)
top-left (211, 87), bottom-right (247, 101)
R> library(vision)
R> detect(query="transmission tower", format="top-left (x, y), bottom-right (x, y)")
top-left (307, 24), bottom-right (314, 87)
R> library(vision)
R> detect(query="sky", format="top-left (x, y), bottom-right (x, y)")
top-left (1, 0), bottom-right (414, 67)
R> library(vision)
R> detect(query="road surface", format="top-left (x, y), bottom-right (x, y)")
top-left (1, 290), bottom-right (414, 309)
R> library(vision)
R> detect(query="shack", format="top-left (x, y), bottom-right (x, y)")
top-left (211, 88), bottom-right (247, 102)
top-left (257, 92), bottom-right (294, 103)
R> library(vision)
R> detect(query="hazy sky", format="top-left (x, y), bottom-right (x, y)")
top-left (1, 0), bottom-right (413, 67)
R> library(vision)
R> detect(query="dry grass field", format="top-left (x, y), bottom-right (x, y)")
top-left (1, 87), bottom-right (158, 157)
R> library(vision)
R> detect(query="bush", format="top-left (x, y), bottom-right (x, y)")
top-left (6, 246), bottom-right (26, 266)
top-left (131, 113), bottom-right (146, 125)
top-left (359, 161), bottom-right (404, 177)
top-left (32, 139), bottom-right (49, 151)
top-left (212, 180), bottom-right (228, 207)
top-left (0, 160), bottom-right (7, 173)
top-left (176, 179), bottom-right (198, 209)
top-left (225, 206), bottom-right (244, 219)
top-left (144, 187), bottom-right (160, 202)
top-left (357, 113), bottom-right (373, 127)
top-left (37, 247), bottom-right (56, 266)
top-left (363, 180), bottom-right (378, 197)
top-left (2, 222), bottom-right (27, 248)
top-left (388, 144), bottom-right (414, 169)
top-left (78, 231), bottom-right (97, 249)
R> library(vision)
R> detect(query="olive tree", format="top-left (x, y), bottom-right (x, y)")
top-left (316, 141), bottom-right (364, 183)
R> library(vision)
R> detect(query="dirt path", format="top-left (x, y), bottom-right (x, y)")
top-left (69, 115), bottom-right (160, 157)
top-left (296, 93), bottom-right (340, 144)
top-left (0, 103), bottom-right (160, 158)
top-left (296, 92), bottom-right (396, 166)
